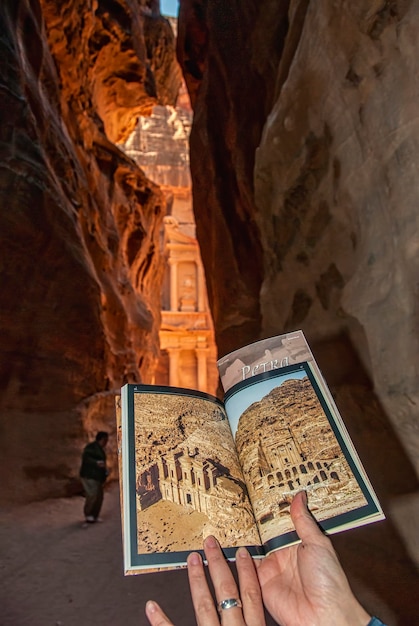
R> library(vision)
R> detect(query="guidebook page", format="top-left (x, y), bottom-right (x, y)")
top-left (120, 384), bottom-right (263, 574)
top-left (218, 333), bottom-right (385, 553)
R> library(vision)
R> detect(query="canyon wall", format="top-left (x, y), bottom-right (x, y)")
top-left (178, 1), bottom-right (419, 621)
top-left (0, 0), bottom-right (181, 501)
top-left (254, 0), bottom-right (419, 476)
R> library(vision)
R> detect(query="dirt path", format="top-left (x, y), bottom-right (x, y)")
top-left (0, 483), bottom-right (196, 626)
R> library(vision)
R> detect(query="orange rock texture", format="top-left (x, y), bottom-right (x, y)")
top-left (0, 0), bottom-right (181, 501)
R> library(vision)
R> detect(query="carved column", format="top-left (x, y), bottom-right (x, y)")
top-left (167, 348), bottom-right (180, 386)
top-left (208, 465), bottom-right (217, 489)
top-left (196, 347), bottom-right (208, 392)
top-left (197, 262), bottom-right (206, 311)
top-left (168, 258), bottom-right (178, 311)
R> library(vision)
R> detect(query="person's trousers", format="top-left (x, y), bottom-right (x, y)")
top-left (81, 478), bottom-right (104, 519)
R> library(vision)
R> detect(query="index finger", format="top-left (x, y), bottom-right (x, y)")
top-left (204, 535), bottom-right (242, 620)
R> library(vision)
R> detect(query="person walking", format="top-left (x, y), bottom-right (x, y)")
top-left (79, 431), bottom-right (109, 524)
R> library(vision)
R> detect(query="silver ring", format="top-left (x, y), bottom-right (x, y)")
top-left (217, 598), bottom-right (242, 613)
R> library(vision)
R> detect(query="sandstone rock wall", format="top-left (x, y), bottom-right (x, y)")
top-left (254, 0), bottom-right (419, 472)
top-left (0, 0), bottom-right (180, 501)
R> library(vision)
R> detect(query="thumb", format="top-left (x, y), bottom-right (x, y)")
top-left (145, 601), bottom-right (174, 626)
top-left (290, 491), bottom-right (326, 544)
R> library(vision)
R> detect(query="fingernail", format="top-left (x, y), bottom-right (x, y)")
top-left (204, 535), bottom-right (218, 548)
top-left (236, 547), bottom-right (249, 559)
top-left (188, 552), bottom-right (202, 566)
top-left (146, 600), bottom-right (157, 614)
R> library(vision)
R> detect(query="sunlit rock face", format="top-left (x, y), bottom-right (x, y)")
top-left (120, 65), bottom-right (219, 397)
top-left (0, 0), bottom-right (180, 501)
top-left (179, 1), bottom-right (419, 620)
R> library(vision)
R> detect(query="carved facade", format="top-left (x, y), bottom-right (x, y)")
top-left (252, 427), bottom-right (345, 508)
top-left (136, 448), bottom-right (220, 515)
top-left (236, 378), bottom-right (367, 536)
top-left (158, 212), bottom-right (217, 393)
top-left (120, 51), bottom-right (218, 394)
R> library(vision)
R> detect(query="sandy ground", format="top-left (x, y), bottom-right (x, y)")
top-left (137, 499), bottom-right (209, 553)
top-left (0, 483), bottom-right (201, 626)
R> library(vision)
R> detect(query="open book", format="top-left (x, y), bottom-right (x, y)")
top-left (118, 330), bottom-right (384, 575)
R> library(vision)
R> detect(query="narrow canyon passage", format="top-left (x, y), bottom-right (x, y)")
top-left (1, 0), bottom-right (419, 623)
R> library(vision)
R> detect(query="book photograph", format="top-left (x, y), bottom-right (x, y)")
top-left (120, 385), bottom-right (262, 574)
top-left (224, 362), bottom-right (380, 551)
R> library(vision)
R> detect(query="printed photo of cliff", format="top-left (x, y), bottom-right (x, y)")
top-left (218, 330), bottom-right (313, 392)
top-left (233, 372), bottom-right (368, 545)
top-left (132, 390), bottom-right (260, 555)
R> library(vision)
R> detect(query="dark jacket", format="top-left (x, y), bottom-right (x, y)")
top-left (80, 441), bottom-right (107, 483)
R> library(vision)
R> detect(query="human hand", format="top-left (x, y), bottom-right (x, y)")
top-left (146, 534), bottom-right (266, 626)
top-left (256, 491), bottom-right (371, 626)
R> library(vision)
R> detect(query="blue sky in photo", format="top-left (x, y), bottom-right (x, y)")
top-left (225, 370), bottom-right (308, 437)
top-left (161, 0), bottom-right (179, 16)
